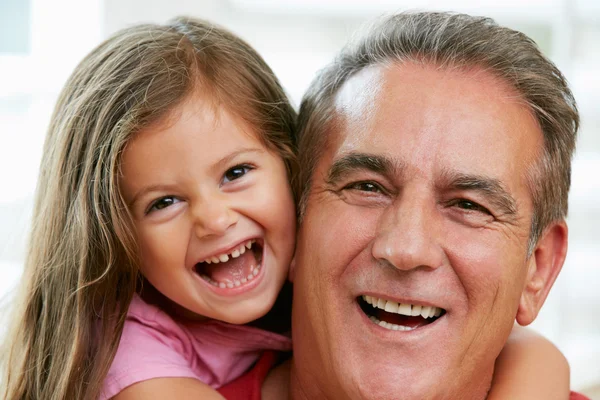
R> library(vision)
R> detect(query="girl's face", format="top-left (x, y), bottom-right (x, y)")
top-left (120, 95), bottom-right (296, 324)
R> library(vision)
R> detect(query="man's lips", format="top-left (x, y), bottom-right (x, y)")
top-left (358, 295), bottom-right (446, 331)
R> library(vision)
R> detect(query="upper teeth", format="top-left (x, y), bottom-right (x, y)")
top-left (203, 240), bottom-right (255, 264)
top-left (362, 295), bottom-right (442, 319)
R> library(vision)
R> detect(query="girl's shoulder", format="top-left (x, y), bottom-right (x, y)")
top-left (126, 294), bottom-right (291, 350)
top-left (125, 293), bottom-right (182, 333)
top-left (99, 295), bottom-right (203, 399)
top-left (99, 294), bottom-right (291, 400)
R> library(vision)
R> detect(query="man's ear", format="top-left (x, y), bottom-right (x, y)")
top-left (516, 221), bottom-right (568, 326)
top-left (288, 254), bottom-right (297, 282)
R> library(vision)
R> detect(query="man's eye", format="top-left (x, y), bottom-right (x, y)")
top-left (346, 181), bottom-right (384, 193)
top-left (223, 165), bottom-right (252, 183)
top-left (453, 199), bottom-right (491, 215)
top-left (147, 196), bottom-right (179, 214)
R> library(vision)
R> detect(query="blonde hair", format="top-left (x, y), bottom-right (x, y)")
top-left (297, 12), bottom-right (578, 253)
top-left (1, 17), bottom-right (296, 400)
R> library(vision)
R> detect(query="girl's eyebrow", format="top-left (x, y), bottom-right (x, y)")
top-left (129, 184), bottom-right (179, 208)
top-left (211, 147), bottom-right (265, 173)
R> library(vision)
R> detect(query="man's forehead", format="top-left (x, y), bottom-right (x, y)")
top-left (334, 64), bottom-right (385, 119)
top-left (319, 61), bottom-right (542, 206)
top-left (330, 65), bottom-right (387, 159)
top-left (333, 61), bottom-right (529, 114)
top-left (329, 61), bottom-right (538, 152)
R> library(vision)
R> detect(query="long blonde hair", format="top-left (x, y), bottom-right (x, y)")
top-left (1, 17), bottom-right (297, 400)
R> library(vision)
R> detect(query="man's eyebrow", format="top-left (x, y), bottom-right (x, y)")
top-left (326, 152), bottom-right (403, 185)
top-left (441, 171), bottom-right (518, 216)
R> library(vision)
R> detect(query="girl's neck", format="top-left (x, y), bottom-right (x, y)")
top-left (137, 279), bottom-right (293, 333)
top-left (247, 281), bottom-right (293, 333)
top-left (138, 281), bottom-right (208, 322)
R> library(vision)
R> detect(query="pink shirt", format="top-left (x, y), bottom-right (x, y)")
top-left (100, 295), bottom-right (291, 400)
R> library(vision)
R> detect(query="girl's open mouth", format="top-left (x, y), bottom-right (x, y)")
top-left (194, 239), bottom-right (264, 289)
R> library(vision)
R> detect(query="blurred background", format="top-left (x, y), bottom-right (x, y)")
top-left (1, 0), bottom-right (598, 396)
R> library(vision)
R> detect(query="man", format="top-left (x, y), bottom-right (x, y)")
top-left (288, 11), bottom-right (579, 400)
top-left (219, 11), bottom-right (587, 400)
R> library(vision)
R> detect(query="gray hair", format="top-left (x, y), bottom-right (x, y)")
top-left (296, 11), bottom-right (579, 252)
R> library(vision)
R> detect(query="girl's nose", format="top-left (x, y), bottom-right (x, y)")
top-left (191, 198), bottom-right (238, 237)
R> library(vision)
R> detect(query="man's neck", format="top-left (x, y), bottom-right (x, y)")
top-left (262, 358), bottom-right (291, 400)
top-left (286, 360), bottom-right (493, 400)
top-left (288, 361), bottom-right (346, 400)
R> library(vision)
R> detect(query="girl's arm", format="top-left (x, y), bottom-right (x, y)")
top-left (113, 378), bottom-right (226, 400)
top-left (488, 325), bottom-right (570, 400)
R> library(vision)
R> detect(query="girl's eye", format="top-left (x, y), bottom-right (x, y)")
top-left (147, 196), bottom-right (179, 214)
top-left (223, 165), bottom-right (253, 183)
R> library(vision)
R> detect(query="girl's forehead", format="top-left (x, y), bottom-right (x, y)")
top-left (130, 92), bottom-right (256, 143)
top-left (124, 99), bottom-right (267, 168)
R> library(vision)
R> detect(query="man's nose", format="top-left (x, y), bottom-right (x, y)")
top-left (191, 194), bottom-right (238, 237)
top-left (371, 194), bottom-right (445, 272)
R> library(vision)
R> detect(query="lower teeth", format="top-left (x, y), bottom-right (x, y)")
top-left (369, 315), bottom-right (415, 331)
top-left (201, 265), bottom-right (261, 288)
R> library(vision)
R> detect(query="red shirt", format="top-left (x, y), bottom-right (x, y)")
top-left (217, 351), bottom-right (278, 400)
top-left (570, 392), bottom-right (591, 400)
top-left (218, 352), bottom-right (591, 400)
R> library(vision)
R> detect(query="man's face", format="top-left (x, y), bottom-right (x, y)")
top-left (291, 63), bottom-right (544, 399)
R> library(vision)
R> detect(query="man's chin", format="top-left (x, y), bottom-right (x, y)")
top-left (332, 360), bottom-right (490, 400)
top-left (321, 303), bottom-right (487, 400)
top-left (326, 327), bottom-right (443, 398)
top-left (330, 359), bottom-right (445, 400)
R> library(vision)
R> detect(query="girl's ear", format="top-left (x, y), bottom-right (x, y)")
top-left (516, 221), bottom-right (568, 326)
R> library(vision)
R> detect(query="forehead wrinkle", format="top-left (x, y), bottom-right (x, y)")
top-left (438, 169), bottom-right (518, 217)
top-left (325, 152), bottom-right (406, 186)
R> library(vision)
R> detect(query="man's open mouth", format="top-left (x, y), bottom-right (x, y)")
top-left (358, 295), bottom-right (446, 331)
top-left (194, 239), bottom-right (263, 289)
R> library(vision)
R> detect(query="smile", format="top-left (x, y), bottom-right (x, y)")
top-left (194, 239), bottom-right (263, 289)
top-left (358, 295), bottom-right (446, 331)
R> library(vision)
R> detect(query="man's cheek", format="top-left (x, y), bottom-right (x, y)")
top-left (446, 229), bottom-right (509, 281)
top-left (320, 212), bottom-right (375, 274)
top-left (334, 203), bottom-right (380, 241)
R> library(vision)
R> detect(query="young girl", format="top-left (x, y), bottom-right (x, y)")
top-left (0, 16), bottom-right (572, 400)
